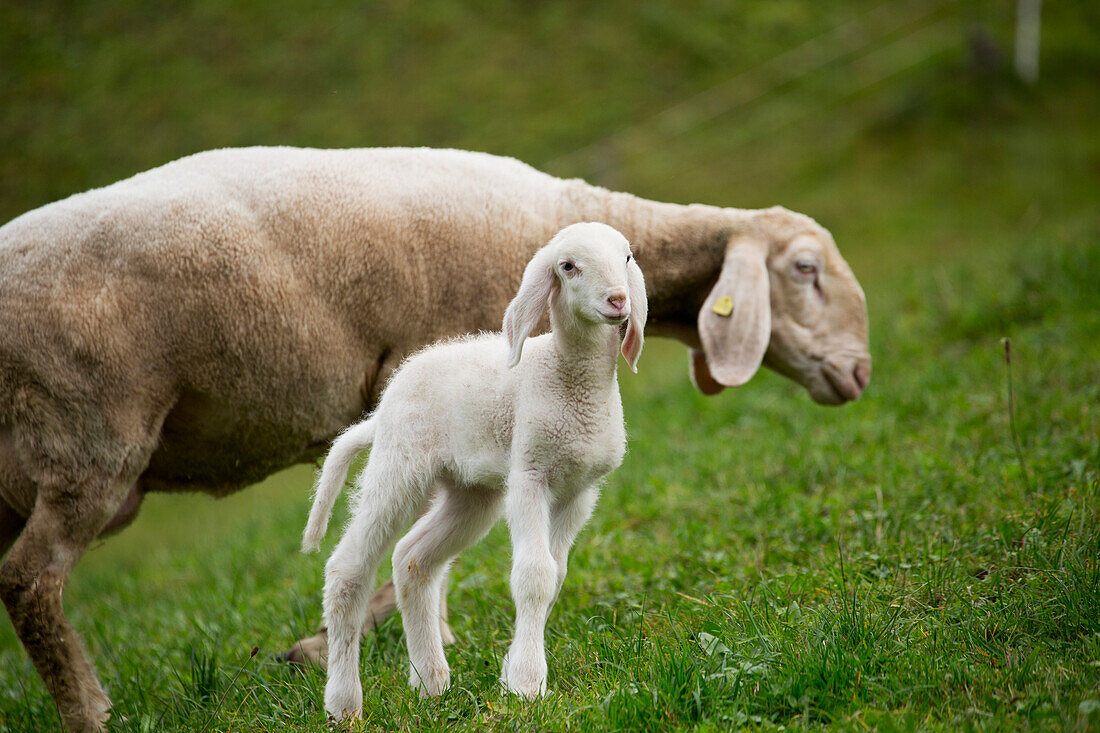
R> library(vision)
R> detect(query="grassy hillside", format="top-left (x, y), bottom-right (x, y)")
top-left (1, 0), bottom-right (1098, 730)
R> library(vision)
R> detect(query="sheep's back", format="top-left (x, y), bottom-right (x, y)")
top-left (0, 148), bottom-right (569, 494)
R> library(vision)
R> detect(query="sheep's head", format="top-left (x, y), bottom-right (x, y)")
top-left (691, 207), bottom-right (870, 405)
top-left (504, 222), bottom-right (647, 371)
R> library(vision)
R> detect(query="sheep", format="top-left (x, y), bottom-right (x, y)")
top-left (0, 146), bottom-right (870, 732)
top-left (300, 222), bottom-right (645, 717)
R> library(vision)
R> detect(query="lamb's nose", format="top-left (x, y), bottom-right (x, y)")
top-left (607, 291), bottom-right (627, 312)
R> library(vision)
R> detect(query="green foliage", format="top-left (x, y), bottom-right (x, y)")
top-left (2, 0), bottom-right (1099, 730)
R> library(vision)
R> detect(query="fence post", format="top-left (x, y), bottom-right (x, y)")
top-left (1014, 0), bottom-right (1042, 84)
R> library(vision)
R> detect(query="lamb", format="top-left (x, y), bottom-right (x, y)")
top-left (0, 147), bottom-right (870, 731)
top-left (300, 222), bottom-right (645, 718)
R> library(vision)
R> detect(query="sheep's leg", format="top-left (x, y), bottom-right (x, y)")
top-left (547, 485), bottom-right (600, 618)
top-left (0, 484), bottom-right (130, 733)
top-left (0, 499), bottom-right (25, 558)
top-left (392, 486), bottom-right (501, 697)
top-left (0, 426), bottom-right (32, 557)
top-left (500, 471), bottom-right (557, 698)
top-left (320, 465), bottom-right (424, 721)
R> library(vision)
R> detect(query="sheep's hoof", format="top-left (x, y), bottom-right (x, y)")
top-left (62, 683), bottom-right (112, 732)
top-left (277, 634), bottom-right (328, 670)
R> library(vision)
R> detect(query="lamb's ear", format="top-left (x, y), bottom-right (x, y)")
top-left (503, 246), bottom-right (558, 368)
top-left (696, 240), bottom-right (771, 388)
top-left (621, 256), bottom-right (648, 373)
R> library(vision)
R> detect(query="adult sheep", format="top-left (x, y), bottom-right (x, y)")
top-left (0, 146), bottom-right (869, 732)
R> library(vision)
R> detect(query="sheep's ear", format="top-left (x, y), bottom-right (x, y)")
top-left (503, 246), bottom-right (558, 368)
top-left (621, 256), bottom-right (648, 373)
top-left (696, 240), bottom-right (771, 388)
top-left (688, 348), bottom-right (727, 395)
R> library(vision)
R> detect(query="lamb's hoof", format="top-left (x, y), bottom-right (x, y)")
top-left (500, 655), bottom-right (547, 699)
top-left (277, 633), bottom-right (328, 670)
top-left (326, 707), bottom-right (362, 725)
top-left (505, 680), bottom-right (548, 700)
top-left (324, 692), bottom-right (363, 724)
top-left (410, 666), bottom-right (450, 698)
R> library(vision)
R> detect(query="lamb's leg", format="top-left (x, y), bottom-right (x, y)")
top-left (500, 470), bottom-right (557, 698)
top-left (279, 581), bottom-right (397, 669)
top-left (283, 484), bottom-right (464, 671)
top-left (0, 485), bottom-right (130, 732)
top-left (392, 486), bottom-right (501, 697)
top-left (282, 574), bottom-right (456, 669)
top-left (547, 485), bottom-right (600, 617)
top-left (438, 573), bottom-right (456, 646)
top-left (320, 465), bottom-right (424, 721)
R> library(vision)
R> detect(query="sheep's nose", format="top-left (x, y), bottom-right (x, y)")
top-left (607, 290), bottom-right (627, 313)
top-left (853, 359), bottom-right (871, 395)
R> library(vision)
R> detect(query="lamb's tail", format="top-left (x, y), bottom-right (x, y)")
top-left (301, 417), bottom-right (377, 553)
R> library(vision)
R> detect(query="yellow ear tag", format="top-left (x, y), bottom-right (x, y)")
top-left (711, 296), bottom-right (734, 317)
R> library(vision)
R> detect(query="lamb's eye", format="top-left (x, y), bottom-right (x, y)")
top-left (795, 260), bottom-right (816, 276)
top-left (560, 261), bottom-right (575, 272)
top-left (626, 254), bottom-right (632, 263)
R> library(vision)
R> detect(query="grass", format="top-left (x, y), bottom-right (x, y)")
top-left (2, 0), bottom-right (1099, 730)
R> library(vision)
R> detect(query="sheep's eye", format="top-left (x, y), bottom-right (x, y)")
top-left (560, 261), bottom-right (575, 273)
top-left (626, 254), bottom-right (632, 263)
top-left (795, 260), bottom-right (817, 276)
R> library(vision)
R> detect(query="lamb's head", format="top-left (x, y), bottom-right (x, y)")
top-left (691, 207), bottom-right (870, 405)
top-left (504, 222), bottom-right (648, 372)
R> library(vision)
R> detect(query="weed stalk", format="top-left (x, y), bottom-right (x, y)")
top-left (199, 645), bottom-right (258, 733)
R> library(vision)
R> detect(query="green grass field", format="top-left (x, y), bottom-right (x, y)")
top-left (2, 1), bottom-right (1098, 730)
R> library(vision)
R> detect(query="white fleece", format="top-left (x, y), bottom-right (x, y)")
top-left (301, 222), bottom-right (647, 719)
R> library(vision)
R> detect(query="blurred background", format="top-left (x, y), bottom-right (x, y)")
top-left (1, 0), bottom-right (1097, 588)
top-left (3, 1), bottom-right (1096, 246)
top-left (2, 0), bottom-right (1097, 590)
top-left (1, 2), bottom-right (1098, 726)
